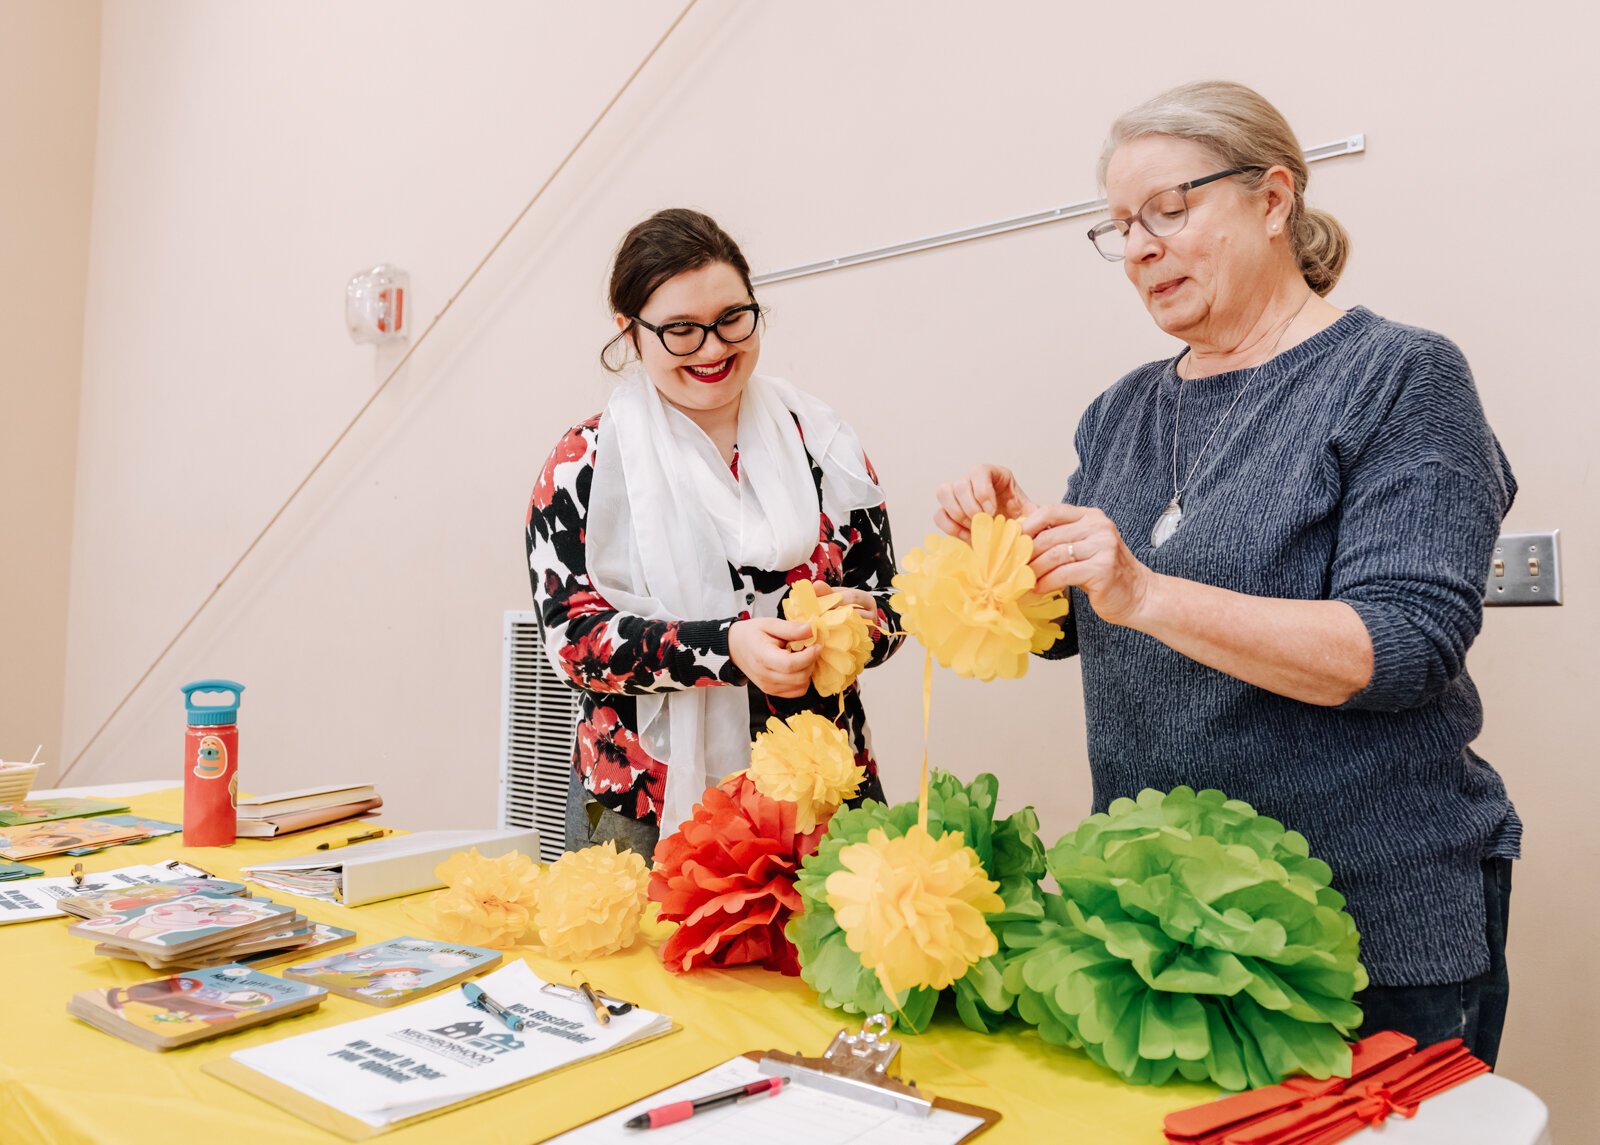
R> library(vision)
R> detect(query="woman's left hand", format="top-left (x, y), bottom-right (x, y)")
top-left (1023, 502), bottom-right (1156, 627)
top-left (814, 583), bottom-right (880, 624)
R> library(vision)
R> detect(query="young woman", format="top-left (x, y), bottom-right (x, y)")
top-left (526, 208), bottom-right (903, 855)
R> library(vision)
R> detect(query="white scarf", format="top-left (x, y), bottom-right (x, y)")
top-left (577, 370), bottom-right (882, 831)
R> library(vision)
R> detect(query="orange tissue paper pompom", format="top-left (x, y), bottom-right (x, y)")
top-left (889, 513), bottom-right (1069, 680)
top-left (781, 579), bottom-right (873, 696)
top-left (649, 773), bottom-right (833, 975)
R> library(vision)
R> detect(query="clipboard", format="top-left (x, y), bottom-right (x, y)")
top-left (537, 1014), bottom-right (1001, 1143)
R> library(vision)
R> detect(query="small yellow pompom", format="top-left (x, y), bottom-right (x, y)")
top-left (429, 847), bottom-right (542, 948)
top-left (781, 579), bottom-right (874, 696)
top-left (824, 823), bottom-right (1003, 997)
top-left (889, 513), bottom-right (1069, 680)
top-left (748, 712), bottom-right (865, 835)
top-left (531, 841), bottom-right (649, 960)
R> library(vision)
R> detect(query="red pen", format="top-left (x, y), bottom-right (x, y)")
top-left (624, 1076), bottom-right (786, 1130)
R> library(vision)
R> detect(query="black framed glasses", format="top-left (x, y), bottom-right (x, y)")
top-left (1087, 167), bottom-right (1262, 261)
top-left (632, 302), bottom-right (761, 357)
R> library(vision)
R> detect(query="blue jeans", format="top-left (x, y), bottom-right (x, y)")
top-left (1354, 857), bottom-right (1512, 1067)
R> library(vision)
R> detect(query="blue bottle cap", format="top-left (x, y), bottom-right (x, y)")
top-left (182, 680), bottom-right (245, 727)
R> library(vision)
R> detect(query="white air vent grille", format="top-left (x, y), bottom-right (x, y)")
top-left (499, 610), bottom-right (580, 862)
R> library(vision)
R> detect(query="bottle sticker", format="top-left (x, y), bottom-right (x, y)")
top-left (194, 735), bottom-right (228, 779)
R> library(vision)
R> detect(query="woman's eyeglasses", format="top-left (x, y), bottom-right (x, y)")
top-left (1087, 167), bottom-right (1261, 261)
top-left (632, 303), bottom-right (761, 357)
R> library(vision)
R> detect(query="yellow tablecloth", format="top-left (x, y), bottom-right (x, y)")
top-left (2, 789), bottom-right (1215, 1144)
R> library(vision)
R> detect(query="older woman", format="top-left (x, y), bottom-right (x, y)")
top-left (937, 82), bottom-right (1517, 1064)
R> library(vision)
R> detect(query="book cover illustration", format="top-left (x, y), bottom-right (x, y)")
top-left (0, 798), bottom-right (131, 828)
top-left (284, 936), bottom-right (502, 1005)
top-left (59, 878), bottom-right (250, 918)
top-left (0, 863), bottom-right (214, 926)
top-left (0, 817), bottom-right (151, 860)
top-left (69, 892), bottom-right (298, 954)
top-left (69, 963), bottom-right (327, 1050)
top-left (65, 815), bottom-right (181, 855)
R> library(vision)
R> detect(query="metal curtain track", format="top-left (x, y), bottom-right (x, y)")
top-left (752, 133), bottom-right (1365, 287)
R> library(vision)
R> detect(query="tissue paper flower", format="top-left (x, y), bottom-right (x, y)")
top-left (788, 771), bottom-right (1048, 1033)
top-left (782, 580), bottom-right (873, 696)
top-left (826, 823), bottom-right (1003, 996)
top-left (1003, 787), bottom-right (1367, 1089)
top-left (428, 847), bottom-right (541, 948)
top-left (747, 712), bottom-right (864, 835)
top-left (649, 773), bottom-right (832, 975)
top-left (889, 513), bottom-right (1069, 680)
top-left (531, 840), bottom-right (649, 960)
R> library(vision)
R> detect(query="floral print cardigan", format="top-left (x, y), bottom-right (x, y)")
top-left (525, 413), bottom-right (905, 827)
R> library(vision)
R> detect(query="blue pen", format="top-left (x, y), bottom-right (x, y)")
top-left (461, 981), bottom-right (526, 1032)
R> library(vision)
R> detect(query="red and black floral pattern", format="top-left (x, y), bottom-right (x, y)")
top-left (526, 413), bottom-right (903, 825)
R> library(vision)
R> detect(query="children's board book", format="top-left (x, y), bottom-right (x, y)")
top-left (0, 861), bottom-right (218, 926)
top-left (284, 936), bottom-right (502, 1006)
top-left (68, 891), bottom-right (299, 956)
top-left (68, 963), bottom-right (327, 1051)
top-left (0, 797), bottom-right (131, 827)
top-left (57, 878), bottom-right (250, 919)
top-left (0, 817), bottom-right (150, 860)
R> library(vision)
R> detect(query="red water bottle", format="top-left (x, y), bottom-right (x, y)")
top-left (182, 679), bottom-right (244, 846)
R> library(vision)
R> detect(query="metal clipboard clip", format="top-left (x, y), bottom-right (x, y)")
top-left (163, 859), bottom-right (218, 880)
top-left (757, 1013), bottom-right (933, 1117)
top-left (538, 981), bottom-right (636, 1017)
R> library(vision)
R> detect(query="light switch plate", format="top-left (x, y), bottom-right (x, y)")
top-left (1485, 530), bottom-right (1562, 606)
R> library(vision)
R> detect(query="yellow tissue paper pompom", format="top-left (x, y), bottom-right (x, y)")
top-left (532, 840), bottom-right (650, 960)
top-left (825, 823), bottom-right (1004, 997)
top-left (889, 513), bottom-right (1070, 680)
top-left (429, 847), bottom-right (542, 948)
top-left (748, 712), bottom-right (866, 835)
top-left (781, 579), bottom-right (873, 696)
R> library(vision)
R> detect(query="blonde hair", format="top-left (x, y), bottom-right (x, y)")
top-left (1097, 81), bottom-right (1349, 296)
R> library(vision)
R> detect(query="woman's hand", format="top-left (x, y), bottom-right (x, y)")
top-left (814, 582), bottom-right (879, 623)
top-left (934, 464), bottom-right (1038, 540)
top-left (1023, 502), bottom-right (1155, 626)
top-left (728, 618), bottom-right (820, 698)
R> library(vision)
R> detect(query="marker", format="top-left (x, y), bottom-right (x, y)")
top-left (574, 977), bottom-right (611, 1026)
top-left (316, 828), bottom-right (391, 851)
top-left (461, 981), bottom-right (525, 1032)
top-left (625, 1076), bottom-right (786, 1130)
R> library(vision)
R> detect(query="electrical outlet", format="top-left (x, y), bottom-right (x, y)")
top-left (1485, 530), bottom-right (1562, 606)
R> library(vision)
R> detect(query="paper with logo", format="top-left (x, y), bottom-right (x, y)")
top-left (283, 936), bottom-right (501, 1006)
top-left (0, 862), bottom-right (213, 925)
top-left (224, 960), bottom-right (674, 1129)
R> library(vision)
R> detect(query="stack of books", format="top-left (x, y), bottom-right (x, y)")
top-left (69, 963), bottom-right (328, 1051)
top-left (66, 889), bottom-right (317, 971)
top-left (235, 783), bottom-right (382, 838)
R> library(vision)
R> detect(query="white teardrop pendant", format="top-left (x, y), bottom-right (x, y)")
top-left (1150, 497), bottom-right (1183, 548)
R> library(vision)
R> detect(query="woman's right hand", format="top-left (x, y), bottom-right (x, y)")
top-left (728, 617), bottom-right (820, 698)
top-left (934, 464), bottom-right (1037, 540)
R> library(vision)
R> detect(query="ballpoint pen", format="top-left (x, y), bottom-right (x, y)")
top-left (461, 981), bottom-right (526, 1032)
top-left (316, 828), bottom-right (391, 851)
top-left (625, 1076), bottom-right (786, 1130)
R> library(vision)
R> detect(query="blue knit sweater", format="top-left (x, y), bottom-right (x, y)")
top-left (1050, 306), bottom-right (1518, 987)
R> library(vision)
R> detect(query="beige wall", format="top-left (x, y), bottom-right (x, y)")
top-left (0, 1), bottom-right (100, 768)
top-left (48, 1), bottom-right (1598, 1133)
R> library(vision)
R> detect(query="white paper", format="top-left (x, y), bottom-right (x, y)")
top-left (0, 862), bottom-right (203, 925)
top-left (230, 961), bottom-right (672, 1128)
top-left (545, 1056), bottom-right (985, 1145)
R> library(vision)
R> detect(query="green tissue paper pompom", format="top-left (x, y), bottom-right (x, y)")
top-left (787, 770), bottom-right (1047, 1033)
top-left (1003, 787), bottom-right (1368, 1089)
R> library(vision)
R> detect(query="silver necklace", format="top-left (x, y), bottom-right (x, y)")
top-left (1150, 295), bottom-right (1313, 549)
